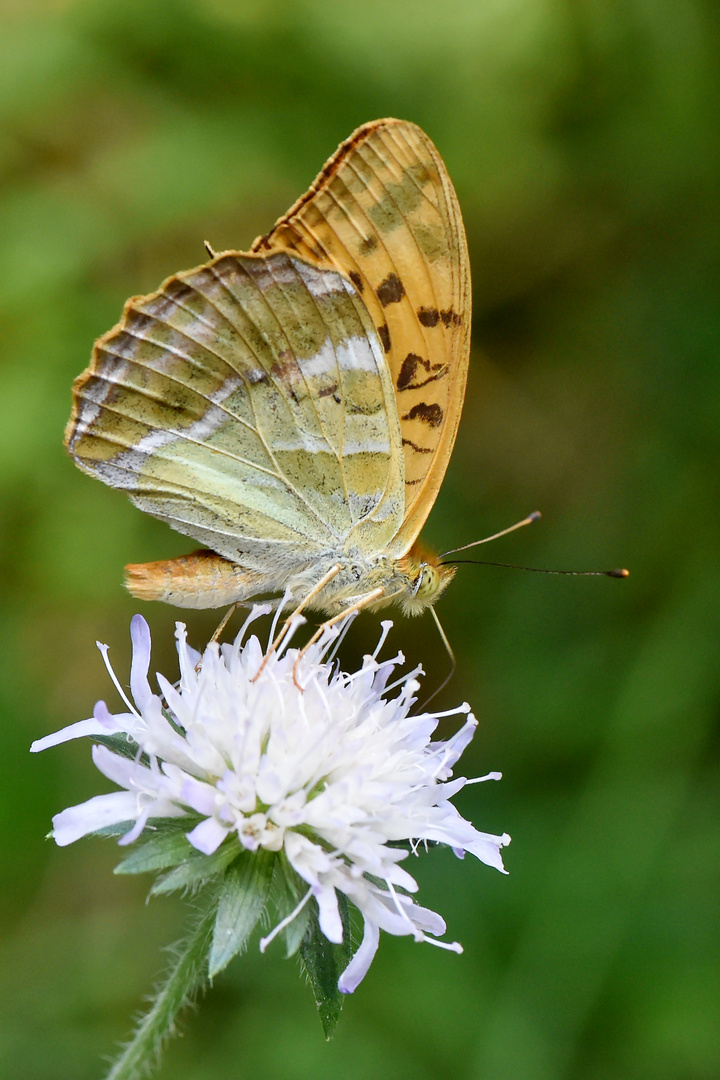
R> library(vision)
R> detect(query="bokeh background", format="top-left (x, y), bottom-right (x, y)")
top-left (1, 1), bottom-right (718, 1077)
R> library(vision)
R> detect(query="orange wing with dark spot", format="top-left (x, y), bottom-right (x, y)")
top-left (252, 118), bottom-right (471, 554)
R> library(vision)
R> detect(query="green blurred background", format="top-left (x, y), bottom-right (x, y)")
top-left (1, 1), bottom-right (718, 1077)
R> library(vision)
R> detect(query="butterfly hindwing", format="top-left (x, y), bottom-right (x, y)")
top-left (66, 252), bottom-right (404, 585)
top-left (252, 118), bottom-right (471, 553)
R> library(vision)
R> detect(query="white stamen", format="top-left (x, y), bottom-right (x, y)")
top-left (465, 771), bottom-right (503, 784)
top-left (259, 887), bottom-right (314, 953)
top-left (269, 587), bottom-right (293, 645)
top-left (371, 620), bottom-right (395, 661)
top-left (97, 641), bottom-right (138, 716)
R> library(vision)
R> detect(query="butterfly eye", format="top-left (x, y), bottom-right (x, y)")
top-left (414, 563), bottom-right (439, 600)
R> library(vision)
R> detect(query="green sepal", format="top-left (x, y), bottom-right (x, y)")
top-left (90, 821), bottom-right (135, 839)
top-left (92, 816), bottom-right (199, 842)
top-left (114, 827), bottom-right (195, 875)
top-left (300, 893), bottom-right (354, 1040)
top-left (208, 849), bottom-right (275, 977)
top-left (91, 732), bottom-right (143, 761)
top-left (150, 836), bottom-right (242, 897)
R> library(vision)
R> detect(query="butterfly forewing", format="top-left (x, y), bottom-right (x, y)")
top-left (252, 118), bottom-right (471, 552)
top-left (66, 252), bottom-right (404, 585)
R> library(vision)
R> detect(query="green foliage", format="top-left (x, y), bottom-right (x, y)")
top-left (2, 0), bottom-right (719, 1078)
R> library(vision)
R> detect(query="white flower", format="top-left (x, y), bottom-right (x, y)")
top-left (32, 610), bottom-right (510, 992)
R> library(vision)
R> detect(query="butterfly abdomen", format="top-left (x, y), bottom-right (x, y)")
top-left (125, 551), bottom-right (272, 609)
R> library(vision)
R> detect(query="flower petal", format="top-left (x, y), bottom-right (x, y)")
top-left (338, 919), bottom-right (379, 994)
top-left (52, 791), bottom-right (139, 846)
top-left (315, 885), bottom-right (343, 944)
top-left (129, 614), bottom-right (154, 712)
top-left (186, 816), bottom-right (230, 855)
top-left (30, 701), bottom-right (134, 752)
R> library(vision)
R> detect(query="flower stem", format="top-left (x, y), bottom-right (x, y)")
top-left (104, 895), bottom-right (218, 1080)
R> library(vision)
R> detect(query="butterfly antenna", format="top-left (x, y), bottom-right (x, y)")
top-left (440, 510), bottom-right (542, 559)
top-left (418, 606), bottom-right (457, 710)
top-left (204, 241), bottom-right (217, 258)
top-left (447, 560), bottom-right (629, 577)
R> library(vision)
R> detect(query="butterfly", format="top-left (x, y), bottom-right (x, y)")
top-left (65, 118), bottom-right (471, 622)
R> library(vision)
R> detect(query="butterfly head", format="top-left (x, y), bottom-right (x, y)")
top-left (397, 543), bottom-right (456, 616)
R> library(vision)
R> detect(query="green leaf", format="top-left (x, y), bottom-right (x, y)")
top-left (150, 837), bottom-right (241, 897)
top-left (208, 849), bottom-right (275, 977)
top-left (114, 829), bottom-right (194, 875)
top-left (299, 893), bottom-right (354, 1040)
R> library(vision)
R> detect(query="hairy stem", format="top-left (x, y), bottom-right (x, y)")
top-left (104, 896), bottom-right (218, 1080)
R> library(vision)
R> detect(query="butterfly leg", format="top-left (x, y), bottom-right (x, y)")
top-left (292, 587), bottom-right (385, 691)
top-left (416, 605), bottom-right (457, 709)
top-left (209, 603), bottom-right (240, 647)
top-left (252, 563), bottom-right (343, 683)
top-left (193, 603), bottom-right (241, 674)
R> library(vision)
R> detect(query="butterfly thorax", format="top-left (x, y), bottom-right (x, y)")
top-left (295, 543), bottom-right (456, 618)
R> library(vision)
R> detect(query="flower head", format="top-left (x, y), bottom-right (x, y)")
top-left (33, 610), bottom-right (509, 992)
